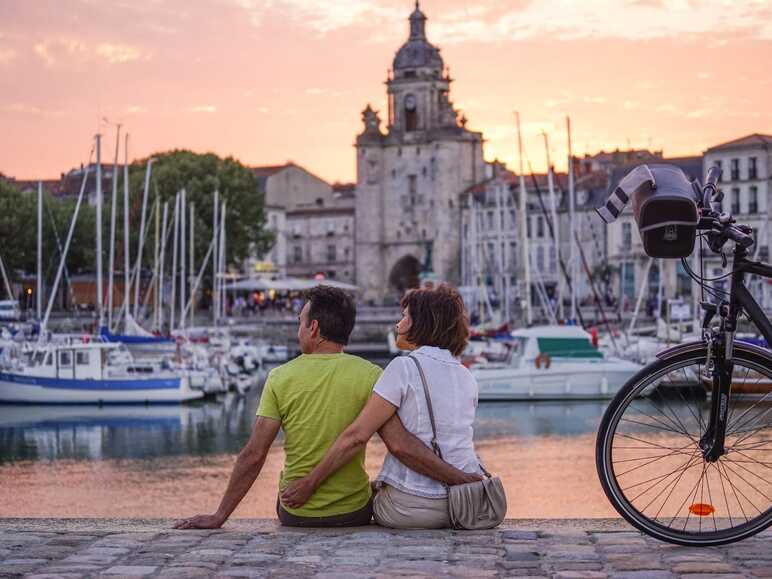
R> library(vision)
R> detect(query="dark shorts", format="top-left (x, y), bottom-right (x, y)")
top-left (276, 496), bottom-right (373, 528)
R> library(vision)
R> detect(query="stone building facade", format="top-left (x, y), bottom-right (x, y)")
top-left (286, 185), bottom-right (356, 283)
top-left (354, 3), bottom-right (485, 304)
top-left (251, 163), bottom-right (336, 278)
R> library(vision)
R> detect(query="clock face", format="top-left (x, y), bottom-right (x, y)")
top-left (404, 94), bottom-right (417, 111)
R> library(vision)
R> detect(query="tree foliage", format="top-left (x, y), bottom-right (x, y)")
top-left (0, 179), bottom-right (96, 284)
top-left (126, 150), bottom-right (272, 283)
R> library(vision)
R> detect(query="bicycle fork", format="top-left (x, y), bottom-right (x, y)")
top-left (699, 304), bottom-right (736, 462)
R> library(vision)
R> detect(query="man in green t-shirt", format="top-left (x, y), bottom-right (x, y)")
top-left (175, 286), bottom-right (474, 528)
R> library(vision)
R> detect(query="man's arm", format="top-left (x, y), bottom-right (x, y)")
top-left (377, 414), bottom-right (482, 485)
top-left (174, 416), bottom-right (281, 529)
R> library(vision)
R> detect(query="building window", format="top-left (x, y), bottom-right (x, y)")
top-left (749, 157), bottom-right (758, 180)
top-left (622, 222), bottom-right (632, 250)
top-left (714, 160), bottom-right (723, 182)
top-left (731, 158), bottom-right (740, 181)
top-left (749, 186), bottom-right (758, 213)
top-left (326, 221), bottom-right (335, 236)
top-left (536, 216), bottom-right (544, 238)
top-left (327, 245), bottom-right (336, 263)
top-left (549, 246), bottom-right (557, 272)
top-left (487, 211), bottom-right (494, 229)
top-left (536, 246), bottom-right (545, 270)
top-left (526, 216), bottom-right (532, 238)
top-left (344, 247), bottom-right (351, 259)
top-left (731, 188), bottom-right (740, 214)
top-left (408, 175), bottom-right (417, 195)
top-left (293, 245), bottom-right (302, 263)
top-left (509, 209), bottom-right (516, 228)
top-left (76, 351), bottom-right (90, 366)
top-left (509, 242), bottom-right (517, 267)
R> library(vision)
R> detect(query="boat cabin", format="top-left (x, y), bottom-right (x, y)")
top-left (507, 326), bottom-right (603, 366)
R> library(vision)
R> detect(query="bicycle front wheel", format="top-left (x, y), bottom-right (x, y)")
top-left (597, 345), bottom-right (772, 546)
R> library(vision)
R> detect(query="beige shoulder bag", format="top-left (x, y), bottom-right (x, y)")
top-left (408, 354), bottom-right (507, 530)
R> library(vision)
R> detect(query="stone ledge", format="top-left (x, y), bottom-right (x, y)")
top-left (0, 519), bottom-right (770, 578)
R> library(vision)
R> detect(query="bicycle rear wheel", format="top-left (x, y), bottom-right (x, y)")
top-left (597, 345), bottom-right (772, 546)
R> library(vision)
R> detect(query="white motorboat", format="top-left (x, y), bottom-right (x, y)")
top-left (470, 326), bottom-right (642, 400)
top-left (0, 340), bottom-right (203, 404)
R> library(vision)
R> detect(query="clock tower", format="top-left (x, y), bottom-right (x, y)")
top-left (354, 2), bottom-right (485, 303)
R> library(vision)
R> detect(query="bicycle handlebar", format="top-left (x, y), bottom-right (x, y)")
top-left (725, 224), bottom-right (754, 249)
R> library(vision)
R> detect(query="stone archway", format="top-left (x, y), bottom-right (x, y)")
top-left (388, 255), bottom-right (421, 295)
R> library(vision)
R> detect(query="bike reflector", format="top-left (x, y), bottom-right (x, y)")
top-left (689, 503), bottom-right (715, 517)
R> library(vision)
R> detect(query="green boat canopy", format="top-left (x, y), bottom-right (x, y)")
top-left (537, 337), bottom-right (604, 359)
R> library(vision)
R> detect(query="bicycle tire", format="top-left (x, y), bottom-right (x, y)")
top-left (596, 345), bottom-right (772, 546)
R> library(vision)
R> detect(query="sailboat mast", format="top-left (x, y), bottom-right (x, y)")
top-left (567, 116), bottom-right (577, 322)
top-left (107, 124), bottom-right (121, 329)
top-left (189, 201), bottom-right (194, 328)
top-left (543, 132), bottom-right (563, 321)
top-left (180, 189), bottom-right (187, 330)
top-left (212, 191), bottom-right (219, 326)
top-left (153, 195), bottom-right (160, 329)
top-left (515, 112), bottom-right (532, 326)
top-left (36, 181), bottom-right (43, 320)
top-left (170, 192), bottom-right (180, 331)
top-left (158, 201), bottom-right (169, 332)
top-left (219, 200), bottom-right (226, 321)
top-left (133, 158), bottom-right (154, 320)
top-left (122, 134), bottom-right (130, 329)
top-left (42, 150), bottom-right (93, 338)
top-left (95, 133), bottom-right (104, 327)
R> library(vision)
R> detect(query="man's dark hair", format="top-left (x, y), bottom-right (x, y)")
top-left (306, 285), bottom-right (356, 345)
top-left (400, 284), bottom-right (470, 357)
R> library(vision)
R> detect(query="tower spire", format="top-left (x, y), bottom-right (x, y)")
top-left (409, 1), bottom-right (427, 40)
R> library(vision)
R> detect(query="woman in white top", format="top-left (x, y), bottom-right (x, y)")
top-left (281, 285), bottom-right (483, 529)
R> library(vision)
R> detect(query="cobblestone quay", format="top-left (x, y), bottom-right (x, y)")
top-left (1, 519), bottom-right (770, 578)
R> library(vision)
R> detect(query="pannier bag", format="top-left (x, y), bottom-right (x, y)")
top-left (596, 164), bottom-right (699, 259)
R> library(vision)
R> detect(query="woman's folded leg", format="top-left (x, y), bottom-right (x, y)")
top-left (373, 483), bottom-right (449, 529)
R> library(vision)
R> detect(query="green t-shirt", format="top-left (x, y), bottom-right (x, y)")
top-left (256, 352), bottom-right (382, 517)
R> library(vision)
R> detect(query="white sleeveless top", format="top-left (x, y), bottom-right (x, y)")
top-left (373, 346), bottom-right (482, 498)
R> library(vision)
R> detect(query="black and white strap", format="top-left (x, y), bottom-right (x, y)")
top-left (596, 164), bottom-right (656, 224)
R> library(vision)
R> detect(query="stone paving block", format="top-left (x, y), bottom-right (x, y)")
top-left (101, 565), bottom-right (158, 576)
top-left (502, 531), bottom-right (539, 541)
top-left (25, 574), bottom-right (84, 579)
top-left (749, 569), bottom-right (772, 578)
top-left (675, 575), bottom-right (747, 579)
top-left (1, 557), bottom-right (49, 565)
top-left (609, 572), bottom-right (674, 579)
top-left (672, 562), bottom-right (738, 573)
top-left (156, 567), bottom-right (214, 578)
top-left (553, 572), bottom-right (608, 579)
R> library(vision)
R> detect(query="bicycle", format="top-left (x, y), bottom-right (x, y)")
top-left (596, 164), bottom-right (772, 546)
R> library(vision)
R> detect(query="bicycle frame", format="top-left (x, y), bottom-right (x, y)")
top-left (700, 244), bottom-right (772, 461)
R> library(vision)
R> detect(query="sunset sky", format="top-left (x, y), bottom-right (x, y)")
top-left (1, 0), bottom-right (771, 183)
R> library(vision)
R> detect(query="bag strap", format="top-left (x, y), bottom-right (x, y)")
top-left (408, 354), bottom-right (443, 460)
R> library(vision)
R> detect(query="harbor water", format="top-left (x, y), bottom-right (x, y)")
top-left (0, 371), bottom-right (711, 520)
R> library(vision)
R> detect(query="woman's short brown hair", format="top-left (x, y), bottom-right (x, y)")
top-left (400, 284), bottom-right (470, 357)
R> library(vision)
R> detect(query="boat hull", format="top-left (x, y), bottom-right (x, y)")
top-left (0, 372), bottom-right (203, 404)
top-left (473, 360), bottom-right (641, 401)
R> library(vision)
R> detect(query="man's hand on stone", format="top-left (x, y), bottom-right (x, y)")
top-left (173, 513), bottom-right (226, 530)
top-left (280, 476), bottom-right (316, 508)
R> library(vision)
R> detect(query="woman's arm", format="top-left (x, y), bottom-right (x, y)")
top-left (281, 393), bottom-right (397, 508)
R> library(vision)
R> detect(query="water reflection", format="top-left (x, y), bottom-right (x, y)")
top-left (1, 389), bottom-right (620, 463)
